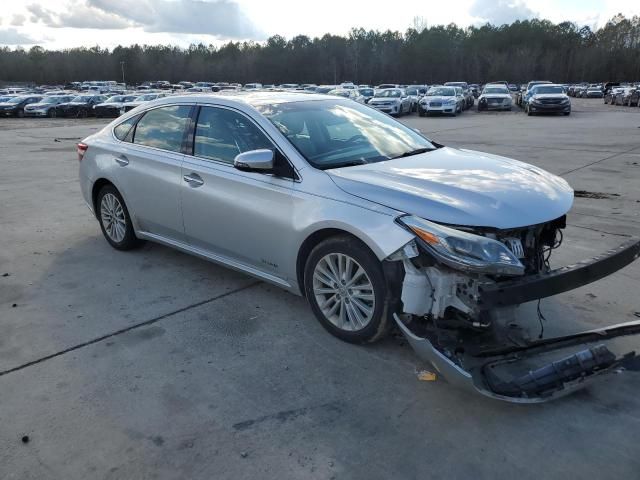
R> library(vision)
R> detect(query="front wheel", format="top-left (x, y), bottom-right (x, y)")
top-left (97, 185), bottom-right (144, 250)
top-left (304, 236), bottom-right (391, 344)
top-left (16, 109), bottom-right (24, 118)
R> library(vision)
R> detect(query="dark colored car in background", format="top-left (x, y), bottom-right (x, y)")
top-left (24, 95), bottom-right (76, 117)
top-left (525, 84), bottom-right (571, 115)
top-left (54, 95), bottom-right (107, 118)
top-left (0, 95), bottom-right (44, 117)
top-left (94, 95), bottom-right (139, 118)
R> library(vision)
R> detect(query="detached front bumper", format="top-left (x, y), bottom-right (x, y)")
top-left (395, 238), bottom-right (640, 402)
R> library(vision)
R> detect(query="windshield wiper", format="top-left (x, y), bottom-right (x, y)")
top-left (323, 159), bottom-right (369, 170)
top-left (391, 147), bottom-right (434, 159)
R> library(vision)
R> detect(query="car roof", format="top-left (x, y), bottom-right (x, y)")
top-left (149, 91), bottom-right (334, 108)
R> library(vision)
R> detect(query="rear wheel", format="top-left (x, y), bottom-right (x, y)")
top-left (48, 108), bottom-right (57, 118)
top-left (304, 236), bottom-right (391, 344)
top-left (16, 109), bottom-right (24, 118)
top-left (97, 185), bottom-right (143, 251)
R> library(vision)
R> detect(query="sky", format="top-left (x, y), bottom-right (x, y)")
top-left (0, 0), bottom-right (638, 50)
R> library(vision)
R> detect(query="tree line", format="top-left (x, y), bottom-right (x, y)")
top-left (1, 14), bottom-right (639, 86)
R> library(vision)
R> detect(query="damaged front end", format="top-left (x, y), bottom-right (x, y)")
top-left (389, 216), bottom-right (640, 403)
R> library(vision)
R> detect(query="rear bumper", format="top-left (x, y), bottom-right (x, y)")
top-left (395, 238), bottom-right (640, 402)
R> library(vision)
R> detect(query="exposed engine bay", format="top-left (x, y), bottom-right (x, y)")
top-left (389, 215), bottom-right (640, 402)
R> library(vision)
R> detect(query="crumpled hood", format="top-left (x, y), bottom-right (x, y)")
top-left (328, 147), bottom-right (574, 229)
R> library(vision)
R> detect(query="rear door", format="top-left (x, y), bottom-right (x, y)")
top-left (181, 105), bottom-right (296, 282)
top-left (112, 104), bottom-right (192, 242)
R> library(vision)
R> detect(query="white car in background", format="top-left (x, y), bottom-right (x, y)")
top-left (328, 88), bottom-right (366, 103)
top-left (368, 88), bottom-right (411, 116)
top-left (122, 92), bottom-right (168, 113)
top-left (418, 86), bottom-right (463, 116)
top-left (405, 85), bottom-right (428, 112)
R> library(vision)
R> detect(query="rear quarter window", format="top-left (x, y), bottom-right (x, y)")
top-left (113, 114), bottom-right (142, 142)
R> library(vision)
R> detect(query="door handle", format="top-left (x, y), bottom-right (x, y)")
top-left (115, 155), bottom-right (129, 166)
top-left (183, 173), bottom-right (204, 187)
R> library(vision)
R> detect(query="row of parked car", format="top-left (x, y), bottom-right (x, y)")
top-left (0, 90), bottom-right (171, 118)
top-left (1, 78), bottom-right (595, 120)
top-left (603, 86), bottom-right (640, 107)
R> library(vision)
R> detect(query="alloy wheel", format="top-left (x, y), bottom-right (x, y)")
top-left (312, 253), bottom-right (375, 331)
top-left (100, 193), bottom-right (127, 243)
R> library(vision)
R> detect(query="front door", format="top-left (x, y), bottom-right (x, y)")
top-left (181, 105), bottom-right (295, 282)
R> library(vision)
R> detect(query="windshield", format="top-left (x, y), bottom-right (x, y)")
top-left (328, 90), bottom-right (351, 98)
top-left (40, 96), bottom-right (65, 104)
top-left (427, 87), bottom-right (455, 96)
top-left (6, 96), bottom-right (28, 104)
top-left (71, 95), bottom-right (93, 102)
top-left (359, 88), bottom-right (374, 96)
top-left (483, 87), bottom-right (509, 94)
top-left (135, 94), bottom-right (156, 101)
top-left (105, 95), bottom-right (124, 103)
top-left (532, 86), bottom-right (564, 95)
top-left (256, 99), bottom-right (434, 170)
top-left (375, 89), bottom-right (402, 98)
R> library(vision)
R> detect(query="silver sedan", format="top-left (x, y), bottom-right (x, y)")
top-left (78, 92), bottom-right (640, 402)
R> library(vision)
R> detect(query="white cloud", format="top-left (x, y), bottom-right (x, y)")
top-left (470, 0), bottom-right (537, 25)
top-left (0, 0), bottom-right (639, 49)
top-left (0, 28), bottom-right (39, 45)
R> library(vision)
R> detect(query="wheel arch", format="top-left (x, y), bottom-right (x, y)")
top-left (294, 223), bottom-right (410, 298)
top-left (91, 178), bottom-right (116, 215)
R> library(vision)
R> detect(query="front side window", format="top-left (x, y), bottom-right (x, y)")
top-left (133, 105), bottom-right (191, 152)
top-left (257, 99), bottom-right (434, 170)
top-left (193, 107), bottom-right (273, 164)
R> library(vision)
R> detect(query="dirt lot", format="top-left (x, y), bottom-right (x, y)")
top-left (1, 97), bottom-right (640, 479)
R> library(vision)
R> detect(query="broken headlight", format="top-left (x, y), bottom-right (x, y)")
top-left (397, 215), bottom-right (525, 276)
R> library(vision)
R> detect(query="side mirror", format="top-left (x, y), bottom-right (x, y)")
top-left (234, 149), bottom-right (274, 172)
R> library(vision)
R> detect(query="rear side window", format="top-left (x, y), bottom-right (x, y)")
top-left (133, 105), bottom-right (191, 153)
top-left (193, 107), bottom-right (273, 164)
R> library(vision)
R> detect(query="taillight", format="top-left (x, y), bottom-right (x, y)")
top-left (77, 142), bottom-right (88, 162)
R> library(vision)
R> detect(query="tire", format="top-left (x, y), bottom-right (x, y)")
top-left (563, 111), bottom-right (571, 116)
top-left (304, 235), bottom-right (392, 344)
top-left (48, 108), bottom-right (57, 118)
top-left (526, 104), bottom-right (533, 116)
top-left (16, 109), bottom-right (24, 118)
top-left (96, 185), bottom-right (143, 251)
top-left (418, 108), bottom-right (425, 117)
